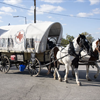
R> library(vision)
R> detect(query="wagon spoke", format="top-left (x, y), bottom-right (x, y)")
top-left (6, 63), bottom-right (9, 65)
top-left (1, 67), bottom-right (3, 72)
top-left (35, 61), bottom-right (39, 66)
top-left (4, 66), bottom-right (6, 71)
top-left (2, 67), bottom-right (4, 72)
top-left (4, 67), bottom-right (6, 72)
top-left (33, 69), bottom-right (36, 75)
top-left (3, 67), bottom-right (5, 72)
top-left (28, 58), bottom-right (41, 77)
top-left (35, 65), bottom-right (39, 68)
top-left (4, 66), bottom-right (6, 72)
top-left (5, 65), bottom-right (8, 70)
top-left (32, 69), bottom-right (36, 75)
top-left (5, 60), bottom-right (8, 63)
top-left (34, 69), bottom-right (38, 75)
top-left (31, 69), bottom-right (34, 76)
top-left (5, 66), bottom-right (7, 70)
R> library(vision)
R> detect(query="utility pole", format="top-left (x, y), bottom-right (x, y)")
top-left (34, 0), bottom-right (36, 23)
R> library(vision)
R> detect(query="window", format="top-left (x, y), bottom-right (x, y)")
top-left (3, 38), bottom-right (6, 47)
top-left (26, 38), bottom-right (34, 48)
top-left (8, 38), bottom-right (14, 47)
top-left (0, 39), bottom-right (3, 47)
top-left (0, 38), bottom-right (7, 47)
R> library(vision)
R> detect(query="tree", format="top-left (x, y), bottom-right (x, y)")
top-left (81, 32), bottom-right (95, 43)
top-left (61, 34), bottom-right (74, 46)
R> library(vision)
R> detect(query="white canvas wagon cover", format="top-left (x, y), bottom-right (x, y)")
top-left (0, 22), bottom-right (63, 53)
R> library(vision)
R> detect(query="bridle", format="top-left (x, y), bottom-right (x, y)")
top-left (79, 37), bottom-right (90, 52)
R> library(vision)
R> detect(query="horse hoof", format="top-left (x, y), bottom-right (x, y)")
top-left (77, 82), bottom-right (81, 86)
top-left (86, 78), bottom-right (92, 81)
top-left (66, 80), bottom-right (69, 83)
top-left (59, 78), bottom-right (62, 82)
top-left (87, 79), bottom-right (92, 81)
top-left (54, 77), bottom-right (57, 80)
top-left (64, 80), bottom-right (68, 83)
top-left (94, 75), bottom-right (97, 79)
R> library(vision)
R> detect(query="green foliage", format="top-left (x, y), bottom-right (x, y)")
top-left (61, 34), bottom-right (74, 46)
top-left (81, 32), bottom-right (95, 43)
top-left (61, 32), bottom-right (94, 46)
top-left (61, 32), bottom-right (95, 46)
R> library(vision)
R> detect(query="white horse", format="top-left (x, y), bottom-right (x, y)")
top-left (72, 39), bottom-right (100, 81)
top-left (49, 34), bottom-right (91, 86)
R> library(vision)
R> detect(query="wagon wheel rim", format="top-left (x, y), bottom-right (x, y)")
top-left (0, 56), bottom-right (10, 73)
top-left (28, 58), bottom-right (41, 76)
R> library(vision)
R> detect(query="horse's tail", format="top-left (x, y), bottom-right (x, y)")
top-left (50, 46), bottom-right (59, 59)
top-left (47, 46), bottom-right (59, 74)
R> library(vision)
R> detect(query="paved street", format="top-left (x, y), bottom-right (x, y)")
top-left (0, 65), bottom-right (100, 100)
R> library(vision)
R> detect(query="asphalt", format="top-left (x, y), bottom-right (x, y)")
top-left (0, 64), bottom-right (100, 100)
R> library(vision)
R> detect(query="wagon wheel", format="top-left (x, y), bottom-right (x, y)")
top-left (0, 55), bottom-right (11, 73)
top-left (28, 58), bottom-right (41, 76)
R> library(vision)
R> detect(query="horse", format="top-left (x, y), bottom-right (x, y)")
top-left (47, 34), bottom-right (91, 86)
top-left (71, 39), bottom-right (100, 81)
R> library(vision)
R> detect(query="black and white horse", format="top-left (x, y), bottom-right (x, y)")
top-left (48, 34), bottom-right (91, 86)
top-left (72, 39), bottom-right (100, 81)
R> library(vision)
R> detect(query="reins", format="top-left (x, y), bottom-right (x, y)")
top-left (40, 53), bottom-right (69, 67)
top-left (36, 52), bottom-right (100, 68)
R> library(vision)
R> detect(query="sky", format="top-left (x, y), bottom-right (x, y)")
top-left (0, 0), bottom-right (100, 40)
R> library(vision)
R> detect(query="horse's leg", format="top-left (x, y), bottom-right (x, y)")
top-left (86, 65), bottom-right (92, 81)
top-left (74, 68), bottom-right (81, 86)
top-left (53, 61), bottom-right (57, 80)
top-left (64, 64), bottom-right (69, 83)
top-left (71, 64), bottom-right (75, 77)
top-left (55, 68), bottom-right (62, 81)
top-left (53, 61), bottom-right (62, 81)
top-left (47, 64), bottom-right (51, 75)
top-left (47, 58), bottom-right (53, 75)
top-left (94, 63), bottom-right (100, 79)
top-left (53, 67), bottom-right (57, 80)
top-left (72, 57), bottom-right (81, 86)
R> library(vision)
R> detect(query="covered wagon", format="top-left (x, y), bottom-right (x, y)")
top-left (0, 22), bottom-right (63, 76)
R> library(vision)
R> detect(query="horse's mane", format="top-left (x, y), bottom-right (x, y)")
top-left (72, 37), bottom-right (77, 42)
top-left (92, 40), bottom-right (98, 51)
top-left (72, 35), bottom-right (83, 45)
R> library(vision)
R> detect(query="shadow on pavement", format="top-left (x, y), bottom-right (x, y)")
top-left (6, 67), bottom-right (100, 86)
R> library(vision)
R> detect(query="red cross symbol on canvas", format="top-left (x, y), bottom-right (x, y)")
top-left (16, 32), bottom-right (23, 41)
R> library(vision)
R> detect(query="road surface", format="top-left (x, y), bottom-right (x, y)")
top-left (0, 65), bottom-right (100, 100)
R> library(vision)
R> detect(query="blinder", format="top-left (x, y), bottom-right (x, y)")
top-left (79, 36), bottom-right (90, 53)
top-left (68, 41), bottom-right (79, 58)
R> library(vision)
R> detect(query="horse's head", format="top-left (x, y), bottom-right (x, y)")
top-left (96, 38), bottom-right (100, 53)
top-left (77, 34), bottom-right (90, 53)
